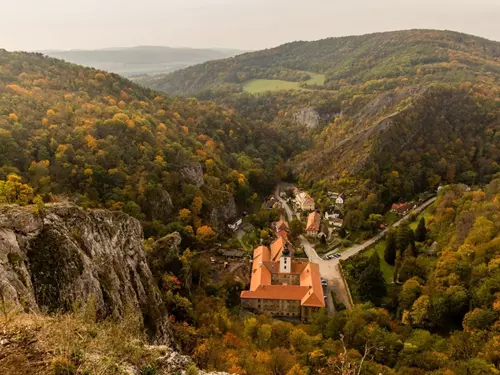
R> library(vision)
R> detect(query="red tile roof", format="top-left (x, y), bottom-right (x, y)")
top-left (306, 212), bottom-right (321, 232)
top-left (242, 244), bottom-right (325, 308)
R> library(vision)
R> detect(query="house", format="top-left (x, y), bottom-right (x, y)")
top-left (329, 218), bottom-right (344, 228)
top-left (327, 191), bottom-right (339, 199)
top-left (391, 202), bottom-right (416, 216)
top-left (228, 218), bottom-right (243, 231)
top-left (240, 238), bottom-right (325, 321)
top-left (274, 215), bottom-right (289, 233)
top-left (324, 211), bottom-right (340, 220)
top-left (306, 211), bottom-right (321, 237)
top-left (295, 191), bottom-right (315, 211)
top-left (335, 194), bottom-right (345, 206)
top-left (264, 197), bottom-right (279, 210)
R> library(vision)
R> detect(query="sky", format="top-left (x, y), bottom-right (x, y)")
top-left (1, 0), bottom-right (499, 51)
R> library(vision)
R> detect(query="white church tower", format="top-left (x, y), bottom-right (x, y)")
top-left (280, 243), bottom-right (292, 274)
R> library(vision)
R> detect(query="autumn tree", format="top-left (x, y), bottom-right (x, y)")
top-left (196, 225), bottom-right (216, 245)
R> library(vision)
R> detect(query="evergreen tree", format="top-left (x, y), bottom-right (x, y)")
top-left (384, 231), bottom-right (397, 265)
top-left (358, 253), bottom-right (387, 304)
top-left (415, 217), bottom-right (427, 242)
top-left (396, 223), bottom-right (417, 256)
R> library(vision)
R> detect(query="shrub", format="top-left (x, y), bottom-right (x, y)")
top-left (51, 356), bottom-right (76, 375)
top-left (186, 364), bottom-right (199, 375)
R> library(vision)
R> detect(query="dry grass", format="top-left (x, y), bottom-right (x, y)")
top-left (0, 308), bottom-right (166, 375)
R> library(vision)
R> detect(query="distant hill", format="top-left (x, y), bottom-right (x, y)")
top-left (41, 46), bottom-right (247, 77)
top-left (136, 29), bottom-right (500, 207)
top-left (138, 29), bottom-right (500, 97)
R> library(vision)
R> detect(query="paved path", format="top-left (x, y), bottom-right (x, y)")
top-left (275, 185), bottom-right (436, 310)
top-left (274, 184), bottom-right (296, 221)
top-left (323, 196), bottom-right (436, 259)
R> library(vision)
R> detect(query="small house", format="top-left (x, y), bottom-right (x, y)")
top-left (306, 211), bottom-right (321, 237)
top-left (228, 218), bottom-right (243, 231)
top-left (391, 202), bottom-right (416, 216)
top-left (295, 191), bottom-right (315, 211)
top-left (330, 218), bottom-right (344, 228)
top-left (324, 211), bottom-right (340, 220)
top-left (335, 194), bottom-right (345, 206)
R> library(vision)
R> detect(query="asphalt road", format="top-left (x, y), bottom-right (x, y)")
top-left (276, 186), bottom-right (437, 311)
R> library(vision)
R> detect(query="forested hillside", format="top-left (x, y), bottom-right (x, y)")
top-left (296, 86), bottom-right (500, 203)
top-left (0, 50), bottom-right (294, 238)
top-left (140, 30), bottom-right (500, 97)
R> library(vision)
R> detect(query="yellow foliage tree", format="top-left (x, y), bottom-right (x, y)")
top-left (196, 225), bottom-right (216, 244)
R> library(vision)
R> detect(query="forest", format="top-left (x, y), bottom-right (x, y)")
top-left (0, 30), bottom-right (500, 375)
top-left (139, 30), bottom-right (500, 98)
top-left (133, 180), bottom-right (500, 375)
top-left (0, 49), bottom-right (303, 241)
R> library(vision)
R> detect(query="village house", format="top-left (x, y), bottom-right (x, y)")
top-left (240, 234), bottom-right (325, 321)
top-left (264, 196), bottom-right (281, 210)
top-left (335, 194), bottom-right (345, 206)
top-left (306, 211), bottom-right (321, 237)
top-left (295, 191), bottom-right (315, 211)
top-left (329, 218), bottom-right (344, 229)
top-left (324, 211), bottom-right (340, 220)
top-left (391, 202), bottom-right (416, 216)
top-left (227, 218), bottom-right (242, 231)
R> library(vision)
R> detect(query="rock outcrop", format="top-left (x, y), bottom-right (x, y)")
top-left (0, 203), bottom-right (170, 344)
top-left (180, 163), bottom-right (204, 188)
top-left (203, 187), bottom-right (237, 231)
top-left (143, 186), bottom-right (174, 222)
top-left (294, 107), bottom-right (320, 129)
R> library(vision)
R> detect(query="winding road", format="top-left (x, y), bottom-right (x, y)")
top-left (275, 184), bottom-right (436, 310)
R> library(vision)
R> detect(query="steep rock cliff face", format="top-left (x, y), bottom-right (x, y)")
top-left (180, 163), bottom-right (205, 188)
top-left (203, 187), bottom-right (237, 231)
top-left (294, 107), bottom-right (320, 129)
top-left (0, 204), bottom-right (170, 344)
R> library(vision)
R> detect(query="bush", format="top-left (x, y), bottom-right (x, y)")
top-left (140, 365), bottom-right (157, 375)
top-left (186, 364), bottom-right (199, 375)
top-left (51, 356), bottom-right (76, 375)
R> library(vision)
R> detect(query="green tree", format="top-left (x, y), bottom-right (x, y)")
top-left (415, 217), bottom-right (427, 242)
top-left (384, 231), bottom-right (397, 265)
top-left (358, 253), bottom-right (387, 304)
top-left (289, 218), bottom-right (304, 239)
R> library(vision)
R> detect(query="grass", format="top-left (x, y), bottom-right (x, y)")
top-left (365, 240), bottom-right (394, 283)
top-left (242, 72), bottom-right (325, 94)
top-left (0, 310), bottom-right (164, 375)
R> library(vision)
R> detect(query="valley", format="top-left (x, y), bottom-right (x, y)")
top-left (1, 28), bottom-right (500, 375)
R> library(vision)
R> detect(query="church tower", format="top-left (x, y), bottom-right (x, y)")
top-left (279, 243), bottom-right (292, 273)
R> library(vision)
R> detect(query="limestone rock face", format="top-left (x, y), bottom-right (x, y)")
top-left (204, 188), bottom-right (237, 231)
top-left (0, 204), bottom-right (171, 344)
top-left (143, 186), bottom-right (174, 222)
top-left (294, 107), bottom-right (320, 129)
top-left (180, 163), bottom-right (204, 188)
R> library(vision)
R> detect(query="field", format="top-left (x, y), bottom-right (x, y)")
top-left (242, 72), bottom-right (325, 94)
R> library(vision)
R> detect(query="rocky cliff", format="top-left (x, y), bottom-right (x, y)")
top-left (0, 203), bottom-right (230, 374)
top-left (0, 203), bottom-right (170, 344)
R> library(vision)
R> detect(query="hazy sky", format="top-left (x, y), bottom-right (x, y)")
top-left (2, 0), bottom-right (499, 51)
